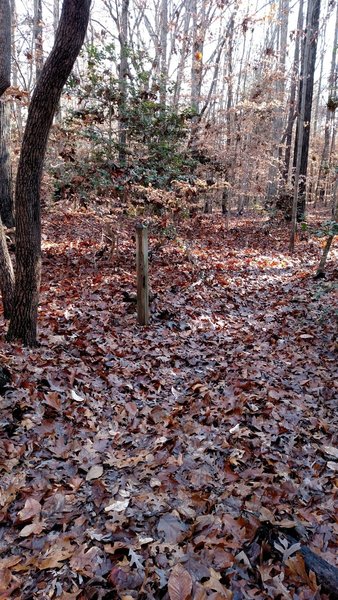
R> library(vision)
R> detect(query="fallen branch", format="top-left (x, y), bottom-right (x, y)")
top-left (255, 524), bottom-right (338, 599)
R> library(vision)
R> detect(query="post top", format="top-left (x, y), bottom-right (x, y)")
top-left (136, 223), bottom-right (148, 230)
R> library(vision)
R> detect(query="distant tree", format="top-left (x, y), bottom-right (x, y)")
top-left (292, 0), bottom-right (321, 221)
top-left (316, 0), bottom-right (338, 203)
top-left (118, 0), bottom-right (129, 165)
top-left (283, 0), bottom-right (303, 183)
top-left (5, 0), bottom-right (91, 345)
top-left (33, 0), bottom-right (44, 80)
top-left (102, 0), bottom-right (130, 165)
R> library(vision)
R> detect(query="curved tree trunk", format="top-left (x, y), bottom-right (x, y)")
top-left (7, 0), bottom-right (91, 346)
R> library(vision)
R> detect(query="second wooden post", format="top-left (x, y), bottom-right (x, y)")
top-left (136, 223), bottom-right (149, 325)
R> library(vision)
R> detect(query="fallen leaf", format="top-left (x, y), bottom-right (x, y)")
top-left (37, 545), bottom-right (75, 570)
top-left (17, 498), bottom-right (41, 522)
top-left (157, 513), bottom-right (188, 544)
top-left (324, 446), bottom-right (338, 459)
top-left (71, 389), bottom-right (84, 402)
top-left (104, 498), bottom-right (130, 513)
top-left (86, 464), bottom-right (104, 481)
top-left (168, 564), bottom-right (192, 600)
top-left (19, 520), bottom-right (45, 537)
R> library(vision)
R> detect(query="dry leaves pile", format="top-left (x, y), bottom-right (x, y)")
top-left (0, 207), bottom-right (337, 599)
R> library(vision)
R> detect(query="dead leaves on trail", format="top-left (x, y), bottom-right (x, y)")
top-left (0, 209), bottom-right (337, 598)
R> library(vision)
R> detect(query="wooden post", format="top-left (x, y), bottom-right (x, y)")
top-left (136, 223), bottom-right (149, 325)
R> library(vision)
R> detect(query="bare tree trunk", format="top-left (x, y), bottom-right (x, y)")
top-left (7, 0), bottom-right (91, 346)
top-left (159, 0), bottom-right (168, 105)
top-left (173, 4), bottom-right (191, 106)
top-left (290, 0), bottom-right (313, 252)
top-left (292, 0), bottom-right (321, 221)
top-left (53, 0), bottom-right (60, 35)
top-left (0, 99), bottom-right (14, 227)
top-left (0, 0), bottom-right (11, 95)
top-left (315, 0), bottom-right (338, 203)
top-left (315, 175), bottom-right (337, 277)
top-left (0, 0), bottom-right (15, 318)
top-left (10, 0), bottom-right (23, 137)
top-left (235, 17), bottom-right (248, 105)
top-left (33, 0), bottom-right (44, 81)
top-left (312, 11), bottom-right (327, 137)
top-left (191, 0), bottom-right (204, 114)
top-left (0, 224), bottom-right (14, 319)
top-left (226, 13), bottom-right (235, 144)
top-left (0, 0), bottom-right (14, 228)
top-left (118, 0), bottom-right (129, 166)
top-left (283, 0), bottom-right (303, 182)
top-left (190, 0), bottom-right (207, 149)
top-left (266, 0), bottom-right (289, 200)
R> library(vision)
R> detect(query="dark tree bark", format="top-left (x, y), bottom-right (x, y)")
top-left (0, 0), bottom-right (14, 227)
top-left (7, 0), bottom-right (91, 346)
top-left (0, 0), bottom-right (15, 318)
top-left (0, 0), bottom-right (11, 96)
top-left (259, 524), bottom-right (338, 599)
top-left (0, 99), bottom-right (14, 227)
top-left (283, 0), bottom-right (303, 182)
top-left (292, 0), bottom-right (321, 220)
top-left (0, 225), bottom-right (14, 319)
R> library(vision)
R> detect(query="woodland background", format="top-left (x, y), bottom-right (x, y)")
top-left (0, 0), bottom-right (337, 599)
top-left (2, 0), bottom-right (338, 223)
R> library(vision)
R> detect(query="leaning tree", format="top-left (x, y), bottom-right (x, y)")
top-left (1, 0), bottom-right (92, 345)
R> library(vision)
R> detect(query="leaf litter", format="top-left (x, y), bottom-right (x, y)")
top-left (0, 207), bottom-right (337, 599)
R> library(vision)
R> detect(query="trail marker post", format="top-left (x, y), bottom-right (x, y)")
top-left (136, 223), bottom-right (149, 325)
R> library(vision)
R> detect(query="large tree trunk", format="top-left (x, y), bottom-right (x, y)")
top-left (292, 0), bottom-right (321, 220)
top-left (0, 0), bottom-right (15, 318)
top-left (266, 0), bottom-right (289, 201)
top-left (0, 224), bottom-right (14, 319)
top-left (290, 0), bottom-right (315, 252)
top-left (0, 96), bottom-right (15, 323)
top-left (0, 99), bottom-right (14, 227)
top-left (7, 0), bottom-right (91, 346)
top-left (282, 0), bottom-right (303, 182)
top-left (0, 0), bottom-right (11, 96)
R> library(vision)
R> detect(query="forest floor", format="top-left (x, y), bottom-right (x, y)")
top-left (0, 205), bottom-right (337, 600)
